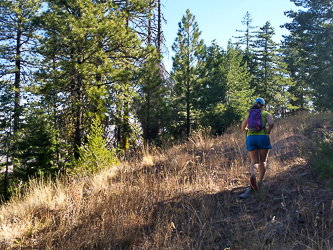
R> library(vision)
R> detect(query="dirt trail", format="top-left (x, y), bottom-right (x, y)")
top-left (216, 157), bottom-right (333, 249)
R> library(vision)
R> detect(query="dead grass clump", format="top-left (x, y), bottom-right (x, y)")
top-left (0, 113), bottom-right (333, 249)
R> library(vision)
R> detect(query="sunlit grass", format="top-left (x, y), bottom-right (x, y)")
top-left (0, 113), bottom-right (332, 249)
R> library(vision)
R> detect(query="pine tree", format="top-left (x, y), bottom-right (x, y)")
top-left (282, 39), bottom-right (311, 112)
top-left (210, 42), bottom-right (253, 130)
top-left (283, 0), bottom-right (333, 111)
top-left (0, 0), bottom-right (42, 133)
top-left (132, 0), bottom-right (171, 145)
top-left (72, 118), bottom-right (118, 176)
top-left (0, 0), bottom-right (42, 197)
top-left (36, 0), bottom-right (146, 159)
top-left (196, 41), bottom-right (252, 134)
top-left (225, 42), bottom-right (253, 119)
top-left (108, 0), bottom-right (167, 150)
top-left (253, 21), bottom-right (294, 115)
top-left (135, 55), bottom-right (170, 144)
top-left (195, 41), bottom-right (227, 134)
top-left (233, 11), bottom-right (259, 89)
top-left (233, 12), bottom-right (258, 51)
top-left (171, 9), bottom-right (204, 137)
top-left (0, 80), bottom-right (14, 199)
top-left (13, 108), bottom-right (58, 180)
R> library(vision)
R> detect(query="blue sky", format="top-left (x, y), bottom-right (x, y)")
top-left (161, 0), bottom-right (304, 72)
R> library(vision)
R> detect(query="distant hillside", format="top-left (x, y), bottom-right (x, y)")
top-left (0, 113), bottom-right (333, 249)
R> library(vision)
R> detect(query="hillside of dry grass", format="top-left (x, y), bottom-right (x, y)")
top-left (0, 113), bottom-right (333, 250)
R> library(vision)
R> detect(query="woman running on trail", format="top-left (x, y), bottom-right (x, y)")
top-left (241, 98), bottom-right (274, 190)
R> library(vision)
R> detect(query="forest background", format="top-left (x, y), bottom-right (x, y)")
top-left (0, 0), bottom-right (332, 199)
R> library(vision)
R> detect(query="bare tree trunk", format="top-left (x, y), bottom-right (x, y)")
top-left (74, 76), bottom-right (83, 160)
top-left (144, 0), bottom-right (153, 144)
top-left (157, 0), bottom-right (161, 55)
top-left (3, 125), bottom-right (11, 200)
top-left (121, 0), bottom-right (130, 151)
top-left (51, 57), bottom-right (60, 168)
top-left (186, 83), bottom-right (190, 137)
top-left (186, 26), bottom-right (190, 137)
top-left (3, 154), bottom-right (9, 200)
top-left (116, 115), bottom-right (121, 148)
top-left (14, 22), bottom-right (22, 133)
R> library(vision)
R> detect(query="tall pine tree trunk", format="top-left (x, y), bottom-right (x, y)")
top-left (186, 27), bottom-right (190, 137)
top-left (186, 83), bottom-right (190, 137)
top-left (74, 76), bottom-right (83, 160)
top-left (121, 0), bottom-right (130, 151)
top-left (115, 90), bottom-right (122, 150)
top-left (186, 59), bottom-right (190, 137)
top-left (3, 127), bottom-right (11, 200)
top-left (14, 22), bottom-right (22, 133)
top-left (122, 83), bottom-right (130, 151)
top-left (144, 1), bottom-right (153, 145)
top-left (52, 57), bottom-right (60, 168)
top-left (157, 0), bottom-right (161, 55)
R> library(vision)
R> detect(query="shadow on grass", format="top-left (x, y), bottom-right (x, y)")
top-left (124, 163), bottom-right (333, 250)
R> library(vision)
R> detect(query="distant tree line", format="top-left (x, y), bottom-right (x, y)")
top-left (0, 0), bottom-right (332, 198)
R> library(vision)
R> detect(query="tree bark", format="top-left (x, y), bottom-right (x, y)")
top-left (74, 76), bottom-right (83, 160)
top-left (157, 0), bottom-right (161, 55)
top-left (3, 131), bottom-right (10, 200)
top-left (14, 23), bottom-right (22, 133)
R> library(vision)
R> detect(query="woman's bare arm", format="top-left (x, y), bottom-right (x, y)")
top-left (241, 118), bottom-right (248, 132)
top-left (266, 115), bottom-right (274, 134)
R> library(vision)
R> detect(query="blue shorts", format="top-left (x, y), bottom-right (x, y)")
top-left (246, 135), bottom-right (272, 151)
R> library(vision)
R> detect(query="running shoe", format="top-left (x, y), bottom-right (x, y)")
top-left (250, 175), bottom-right (258, 191)
top-left (240, 187), bottom-right (252, 199)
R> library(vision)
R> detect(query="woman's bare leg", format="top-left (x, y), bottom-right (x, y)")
top-left (258, 149), bottom-right (269, 182)
top-left (248, 149), bottom-right (259, 176)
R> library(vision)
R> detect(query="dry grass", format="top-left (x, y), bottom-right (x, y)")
top-left (1, 113), bottom-right (333, 249)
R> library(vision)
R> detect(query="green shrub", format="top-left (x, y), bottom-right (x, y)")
top-left (13, 110), bottom-right (59, 180)
top-left (70, 118), bottom-right (118, 176)
top-left (313, 132), bottom-right (333, 188)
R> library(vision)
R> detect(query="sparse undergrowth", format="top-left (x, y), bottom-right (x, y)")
top-left (0, 113), bottom-right (333, 249)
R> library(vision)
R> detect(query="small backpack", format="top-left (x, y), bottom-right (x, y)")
top-left (247, 109), bottom-right (265, 132)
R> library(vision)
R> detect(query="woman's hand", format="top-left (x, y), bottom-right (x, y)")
top-left (241, 118), bottom-right (248, 132)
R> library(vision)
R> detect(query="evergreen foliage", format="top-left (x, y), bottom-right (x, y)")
top-left (195, 41), bottom-right (227, 134)
top-left (13, 108), bottom-right (59, 180)
top-left (233, 11), bottom-right (258, 51)
top-left (313, 132), bottom-right (333, 188)
top-left (0, 0), bottom-right (332, 199)
top-left (233, 12), bottom-right (259, 90)
top-left (0, 80), bottom-right (14, 199)
top-left (71, 118), bottom-right (118, 176)
top-left (0, 0), bottom-right (42, 133)
top-left (171, 9), bottom-right (204, 137)
top-left (135, 56), bottom-right (170, 144)
top-left (253, 21), bottom-right (295, 115)
top-left (283, 0), bottom-right (333, 111)
top-left (36, 0), bottom-right (148, 157)
top-left (282, 39), bottom-right (311, 112)
top-left (223, 42), bottom-right (253, 124)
